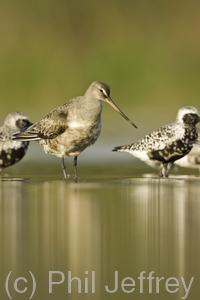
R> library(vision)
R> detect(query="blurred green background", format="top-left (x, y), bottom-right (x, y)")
top-left (1, 0), bottom-right (200, 166)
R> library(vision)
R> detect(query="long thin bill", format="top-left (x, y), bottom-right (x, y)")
top-left (106, 97), bottom-right (137, 128)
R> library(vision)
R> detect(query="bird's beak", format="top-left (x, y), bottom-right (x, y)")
top-left (28, 121), bottom-right (33, 127)
top-left (105, 97), bottom-right (137, 128)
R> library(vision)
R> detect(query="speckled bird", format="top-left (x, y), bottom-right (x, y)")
top-left (12, 81), bottom-right (137, 180)
top-left (113, 106), bottom-right (200, 177)
top-left (0, 112), bottom-right (32, 172)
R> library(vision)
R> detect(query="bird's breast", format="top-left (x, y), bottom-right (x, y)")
top-left (40, 118), bottom-right (102, 157)
top-left (68, 120), bottom-right (94, 129)
top-left (66, 118), bottom-right (102, 143)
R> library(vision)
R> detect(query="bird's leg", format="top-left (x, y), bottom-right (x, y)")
top-left (164, 166), bottom-right (169, 178)
top-left (166, 162), bottom-right (173, 177)
top-left (161, 162), bottom-right (170, 178)
top-left (61, 157), bottom-right (67, 180)
top-left (160, 162), bottom-right (171, 178)
top-left (73, 156), bottom-right (78, 182)
top-left (159, 163), bottom-right (164, 178)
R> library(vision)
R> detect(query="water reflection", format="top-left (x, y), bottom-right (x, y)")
top-left (0, 176), bottom-right (200, 299)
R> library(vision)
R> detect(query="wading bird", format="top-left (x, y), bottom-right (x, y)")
top-left (13, 81), bottom-right (137, 180)
top-left (113, 106), bottom-right (200, 177)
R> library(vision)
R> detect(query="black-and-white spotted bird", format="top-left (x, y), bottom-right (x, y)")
top-left (0, 112), bottom-right (32, 172)
top-left (113, 106), bottom-right (200, 177)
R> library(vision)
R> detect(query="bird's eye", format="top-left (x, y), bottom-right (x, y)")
top-left (100, 89), bottom-right (104, 93)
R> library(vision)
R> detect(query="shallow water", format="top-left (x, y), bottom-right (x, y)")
top-left (0, 164), bottom-right (200, 300)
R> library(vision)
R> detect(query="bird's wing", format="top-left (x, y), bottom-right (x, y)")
top-left (33, 106), bottom-right (69, 139)
top-left (32, 97), bottom-right (83, 139)
top-left (13, 105), bottom-right (70, 141)
top-left (137, 123), bottom-right (178, 151)
top-left (12, 96), bottom-right (84, 141)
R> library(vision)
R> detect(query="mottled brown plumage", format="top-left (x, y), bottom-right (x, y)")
top-left (13, 81), bottom-right (137, 180)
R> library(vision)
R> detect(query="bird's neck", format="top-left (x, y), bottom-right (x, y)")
top-left (84, 98), bottom-right (103, 116)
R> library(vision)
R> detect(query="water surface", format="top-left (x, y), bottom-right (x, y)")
top-left (0, 165), bottom-right (200, 300)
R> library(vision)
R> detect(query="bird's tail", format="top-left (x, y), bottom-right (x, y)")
top-left (12, 131), bottom-right (41, 141)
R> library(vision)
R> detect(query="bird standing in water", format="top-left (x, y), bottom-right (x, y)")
top-left (13, 81), bottom-right (137, 180)
top-left (0, 112), bottom-right (32, 173)
top-left (113, 106), bottom-right (200, 177)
